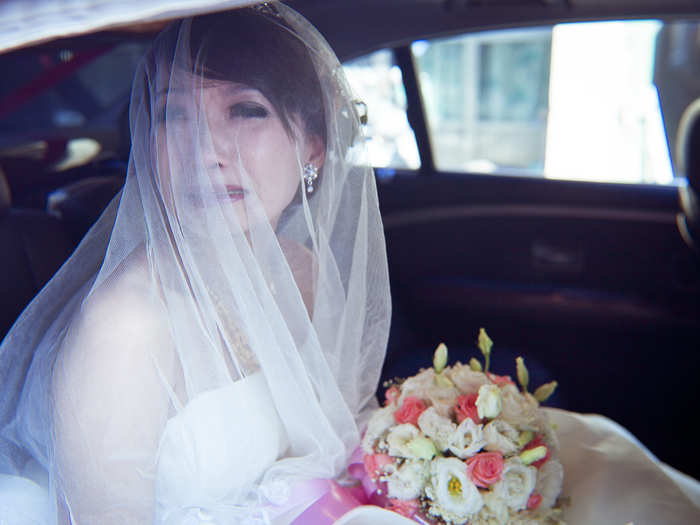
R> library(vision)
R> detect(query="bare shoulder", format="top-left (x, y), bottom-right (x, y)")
top-left (80, 244), bottom-right (164, 334)
top-left (52, 245), bottom-right (175, 470)
top-left (56, 244), bottom-right (174, 385)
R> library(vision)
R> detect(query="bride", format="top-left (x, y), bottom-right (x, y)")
top-left (0, 3), bottom-right (403, 524)
top-left (1, 2), bottom-right (699, 525)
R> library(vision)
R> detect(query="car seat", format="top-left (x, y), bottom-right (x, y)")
top-left (47, 175), bottom-right (124, 245)
top-left (0, 167), bottom-right (73, 341)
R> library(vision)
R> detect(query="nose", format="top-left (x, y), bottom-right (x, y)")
top-left (201, 131), bottom-right (227, 171)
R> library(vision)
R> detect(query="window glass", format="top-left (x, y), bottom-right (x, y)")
top-left (343, 49), bottom-right (420, 170)
top-left (412, 20), bottom-right (696, 185)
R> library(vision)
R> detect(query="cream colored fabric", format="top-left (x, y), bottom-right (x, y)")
top-left (0, 0), bottom-right (258, 53)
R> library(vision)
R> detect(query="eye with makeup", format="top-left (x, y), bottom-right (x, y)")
top-left (157, 104), bottom-right (189, 124)
top-left (229, 101), bottom-right (269, 120)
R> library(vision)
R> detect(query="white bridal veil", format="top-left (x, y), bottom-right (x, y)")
top-left (0, 2), bottom-right (391, 523)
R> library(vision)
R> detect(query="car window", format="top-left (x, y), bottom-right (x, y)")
top-left (412, 20), bottom-right (694, 184)
top-left (343, 49), bottom-right (420, 171)
top-left (346, 20), bottom-right (700, 185)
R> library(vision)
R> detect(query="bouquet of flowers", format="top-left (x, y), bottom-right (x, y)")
top-left (361, 329), bottom-right (567, 525)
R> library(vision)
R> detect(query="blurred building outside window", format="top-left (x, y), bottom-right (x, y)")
top-left (343, 49), bottom-right (420, 170)
top-left (411, 20), bottom-right (684, 185)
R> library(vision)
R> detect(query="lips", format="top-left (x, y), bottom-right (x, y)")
top-left (216, 184), bottom-right (246, 202)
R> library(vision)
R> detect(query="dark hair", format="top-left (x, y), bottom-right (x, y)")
top-left (186, 8), bottom-right (327, 145)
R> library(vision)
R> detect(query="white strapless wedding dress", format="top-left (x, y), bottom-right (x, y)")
top-left (0, 372), bottom-right (409, 525)
top-left (155, 372), bottom-right (290, 524)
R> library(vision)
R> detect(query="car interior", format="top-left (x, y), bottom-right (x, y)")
top-left (1, 0), bottom-right (699, 480)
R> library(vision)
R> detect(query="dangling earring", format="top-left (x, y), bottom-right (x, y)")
top-left (303, 163), bottom-right (318, 194)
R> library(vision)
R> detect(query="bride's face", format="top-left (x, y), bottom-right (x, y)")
top-left (155, 72), bottom-right (323, 230)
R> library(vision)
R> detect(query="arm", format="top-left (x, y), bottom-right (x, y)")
top-left (52, 261), bottom-right (177, 524)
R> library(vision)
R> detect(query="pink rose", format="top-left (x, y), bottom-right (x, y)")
top-left (454, 394), bottom-right (481, 424)
top-left (384, 386), bottom-right (400, 406)
top-left (523, 435), bottom-right (550, 468)
top-left (527, 492), bottom-right (543, 510)
top-left (394, 396), bottom-right (427, 426)
top-left (466, 452), bottom-right (504, 488)
top-left (387, 498), bottom-right (420, 518)
top-left (363, 453), bottom-right (393, 481)
top-left (487, 372), bottom-right (515, 387)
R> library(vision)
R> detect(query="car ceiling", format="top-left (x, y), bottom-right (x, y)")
top-left (2, 0), bottom-right (700, 59)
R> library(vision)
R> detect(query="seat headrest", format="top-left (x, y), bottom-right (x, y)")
top-left (677, 100), bottom-right (700, 252)
top-left (677, 99), bottom-right (700, 188)
top-left (0, 167), bottom-right (10, 217)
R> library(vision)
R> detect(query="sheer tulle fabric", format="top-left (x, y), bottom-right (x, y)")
top-left (0, 4), bottom-right (390, 524)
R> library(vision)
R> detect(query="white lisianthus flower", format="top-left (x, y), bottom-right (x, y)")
top-left (418, 406), bottom-right (456, 452)
top-left (483, 419), bottom-right (519, 455)
top-left (448, 417), bottom-right (486, 459)
top-left (425, 457), bottom-right (483, 523)
top-left (387, 423), bottom-right (420, 458)
top-left (476, 384), bottom-right (502, 420)
top-left (386, 459), bottom-right (428, 500)
top-left (362, 405), bottom-right (396, 453)
top-left (536, 458), bottom-right (564, 509)
top-left (492, 458), bottom-right (537, 511)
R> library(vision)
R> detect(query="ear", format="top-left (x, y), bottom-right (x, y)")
top-left (304, 132), bottom-right (326, 170)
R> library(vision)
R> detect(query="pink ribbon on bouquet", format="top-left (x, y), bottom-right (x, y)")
top-left (282, 448), bottom-right (384, 524)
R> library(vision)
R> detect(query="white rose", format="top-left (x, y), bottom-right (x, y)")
top-left (499, 384), bottom-right (539, 427)
top-left (477, 490), bottom-right (509, 525)
top-left (418, 406), bottom-right (456, 452)
top-left (536, 458), bottom-right (564, 509)
top-left (447, 362), bottom-right (489, 395)
top-left (483, 419), bottom-right (519, 455)
top-left (386, 460), bottom-right (428, 500)
top-left (398, 368), bottom-right (435, 404)
top-left (386, 423), bottom-right (420, 458)
top-left (492, 458), bottom-right (537, 511)
top-left (399, 368), bottom-right (459, 418)
top-left (425, 457), bottom-right (483, 523)
top-left (448, 417), bottom-right (486, 459)
top-left (476, 384), bottom-right (502, 420)
top-left (362, 405), bottom-right (396, 453)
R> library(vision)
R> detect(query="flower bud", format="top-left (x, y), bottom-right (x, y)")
top-left (468, 357), bottom-right (483, 372)
top-left (517, 430), bottom-right (534, 448)
top-left (533, 381), bottom-right (558, 403)
top-left (433, 343), bottom-right (448, 374)
top-left (407, 435), bottom-right (438, 460)
top-left (516, 356), bottom-right (529, 393)
top-left (434, 373), bottom-right (454, 388)
top-left (478, 328), bottom-right (493, 356)
top-left (520, 445), bottom-right (547, 465)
